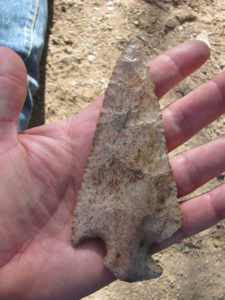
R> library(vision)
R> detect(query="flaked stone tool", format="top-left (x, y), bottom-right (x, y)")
top-left (72, 44), bottom-right (182, 282)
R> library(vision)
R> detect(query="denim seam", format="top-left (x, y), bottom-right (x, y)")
top-left (23, 0), bottom-right (39, 61)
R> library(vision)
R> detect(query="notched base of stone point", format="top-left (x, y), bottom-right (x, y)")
top-left (72, 44), bottom-right (183, 282)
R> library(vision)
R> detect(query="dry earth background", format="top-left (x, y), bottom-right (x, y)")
top-left (31, 0), bottom-right (225, 299)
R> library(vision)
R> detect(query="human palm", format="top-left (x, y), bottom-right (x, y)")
top-left (0, 42), bottom-right (224, 300)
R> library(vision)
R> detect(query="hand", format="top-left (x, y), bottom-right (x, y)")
top-left (0, 41), bottom-right (224, 300)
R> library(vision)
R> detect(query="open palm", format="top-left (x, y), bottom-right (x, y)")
top-left (0, 41), bottom-right (224, 300)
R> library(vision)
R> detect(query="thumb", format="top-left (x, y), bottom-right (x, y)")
top-left (0, 47), bottom-right (27, 142)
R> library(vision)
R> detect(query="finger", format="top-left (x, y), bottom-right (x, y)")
top-left (0, 47), bottom-right (27, 141)
top-left (70, 239), bottom-right (115, 299)
top-left (149, 40), bottom-right (210, 98)
top-left (170, 135), bottom-right (225, 197)
top-left (150, 183), bottom-right (225, 253)
top-left (163, 70), bottom-right (225, 151)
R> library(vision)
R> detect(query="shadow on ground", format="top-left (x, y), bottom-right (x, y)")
top-left (29, 0), bottom-right (54, 128)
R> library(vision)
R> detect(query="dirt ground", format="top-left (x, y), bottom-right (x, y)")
top-left (31, 0), bottom-right (225, 299)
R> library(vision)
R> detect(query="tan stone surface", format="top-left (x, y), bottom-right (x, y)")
top-left (72, 44), bottom-right (182, 282)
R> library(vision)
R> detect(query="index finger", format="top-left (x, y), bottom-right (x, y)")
top-left (149, 40), bottom-right (210, 98)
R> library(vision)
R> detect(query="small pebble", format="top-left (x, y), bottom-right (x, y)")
top-left (87, 55), bottom-right (95, 62)
top-left (71, 81), bottom-right (77, 86)
top-left (61, 56), bottom-right (70, 64)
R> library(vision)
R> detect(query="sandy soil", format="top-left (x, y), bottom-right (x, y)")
top-left (31, 0), bottom-right (225, 299)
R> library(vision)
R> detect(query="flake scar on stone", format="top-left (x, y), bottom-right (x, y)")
top-left (72, 44), bottom-right (183, 282)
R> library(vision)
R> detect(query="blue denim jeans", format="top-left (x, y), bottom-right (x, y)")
top-left (0, 0), bottom-right (48, 131)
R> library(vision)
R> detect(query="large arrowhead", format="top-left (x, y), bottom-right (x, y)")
top-left (72, 44), bottom-right (182, 282)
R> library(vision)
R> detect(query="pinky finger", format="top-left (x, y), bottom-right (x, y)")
top-left (151, 183), bottom-right (225, 253)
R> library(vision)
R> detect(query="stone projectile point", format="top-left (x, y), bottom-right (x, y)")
top-left (72, 44), bottom-right (182, 282)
